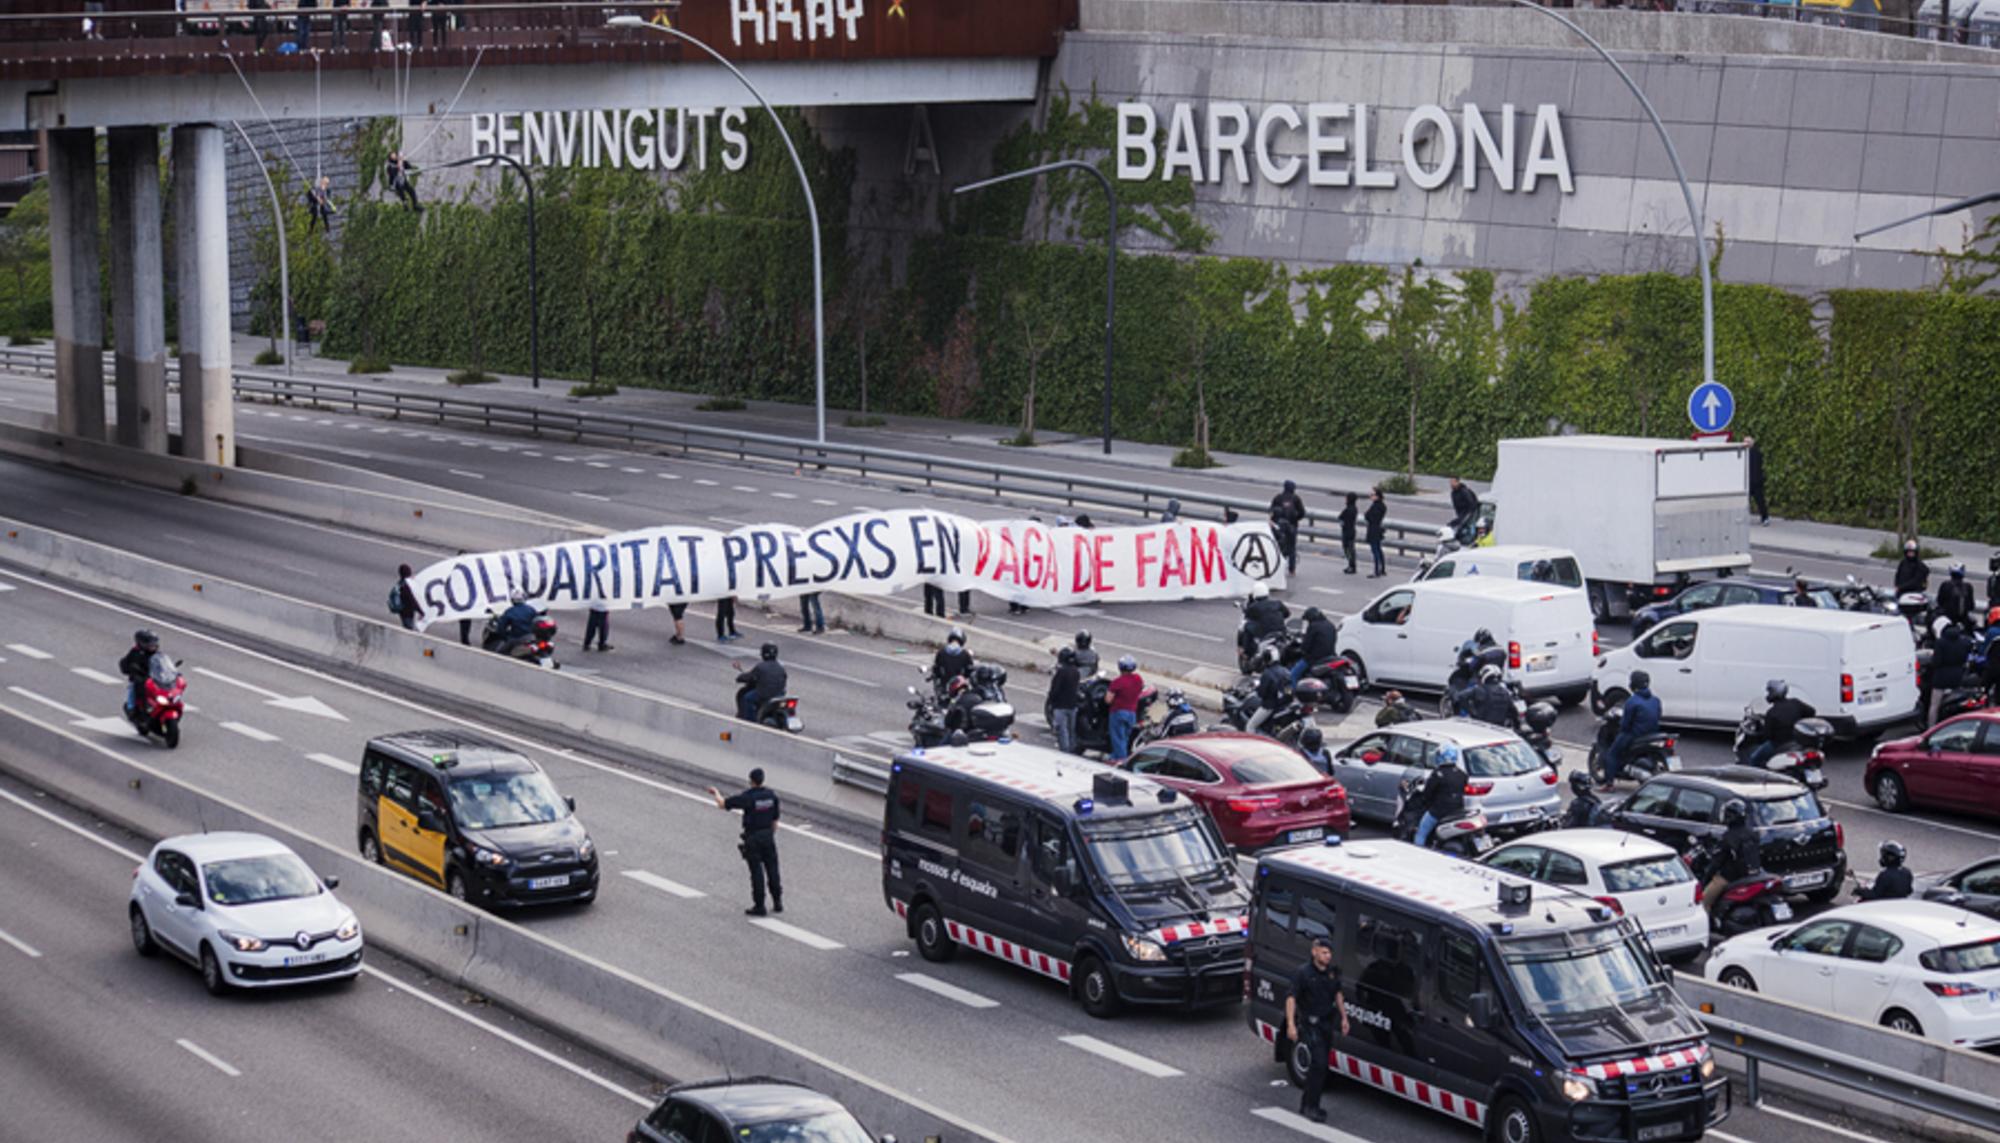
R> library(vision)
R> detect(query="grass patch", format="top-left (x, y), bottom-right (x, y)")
top-left (252, 348), bottom-right (284, 366)
top-left (347, 355), bottom-right (392, 375)
top-left (1871, 537), bottom-right (1951, 560)
top-left (844, 414), bottom-right (887, 428)
top-left (8, 334), bottom-right (41, 346)
top-left (694, 396), bottom-right (746, 411)
top-left (1376, 473), bottom-right (1420, 495)
top-left (1172, 446), bottom-right (1218, 469)
top-left (570, 380), bottom-right (619, 398)
top-left (1001, 430), bottom-right (1038, 447)
top-left (447, 369), bottom-right (499, 386)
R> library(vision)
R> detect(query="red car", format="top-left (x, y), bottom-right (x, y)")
top-left (1119, 732), bottom-right (1350, 850)
top-left (1865, 710), bottom-right (2000, 819)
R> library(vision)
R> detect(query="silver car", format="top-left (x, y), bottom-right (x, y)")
top-left (1328, 718), bottom-right (1562, 836)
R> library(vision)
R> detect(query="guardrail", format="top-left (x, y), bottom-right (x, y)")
top-left (831, 754), bottom-right (894, 795)
top-left (0, 345), bottom-right (1441, 558)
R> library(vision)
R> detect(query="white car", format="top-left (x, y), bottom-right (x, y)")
top-left (1482, 829), bottom-right (1709, 959)
top-left (130, 831), bottom-right (363, 995)
top-left (1707, 900), bottom-right (2000, 1048)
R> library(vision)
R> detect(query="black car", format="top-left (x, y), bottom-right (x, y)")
top-left (629, 1077), bottom-right (883, 1143)
top-left (1609, 767), bottom-right (1847, 902)
top-left (1631, 579), bottom-right (1840, 636)
top-left (1918, 855), bottom-right (2000, 920)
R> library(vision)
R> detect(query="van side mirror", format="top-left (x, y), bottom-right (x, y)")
top-left (1469, 992), bottom-right (1498, 1030)
top-left (323, 875), bottom-right (341, 890)
top-left (566, 795), bottom-right (577, 813)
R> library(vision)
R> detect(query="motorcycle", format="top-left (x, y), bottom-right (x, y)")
top-left (1834, 576), bottom-right (1896, 614)
top-left (1586, 706), bottom-right (1681, 786)
top-left (1519, 701), bottom-right (1563, 771)
top-left (1221, 676), bottom-right (1330, 746)
top-left (1134, 688), bottom-right (1199, 746)
top-left (1391, 776), bottom-right (1496, 858)
top-left (1688, 837), bottom-right (1794, 937)
top-left (1237, 614), bottom-right (1300, 676)
top-left (1916, 646), bottom-right (1990, 727)
top-left (1069, 676), bottom-right (1160, 756)
top-left (740, 691), bottom-right (803, 734)
top-left (126, 665), bottom-right (187, 749)
top-left (915, 664), bottom-right (1016, 744)
top-left (482, 614), bottom-right (559, 669)
top-left (1732, 709), bottom-right (1833, 790)
top-left (1898, 592), bottom-right (1934, 644)
top-left (1300, 655), bottom-right (1363, 715)
top-left (1439, 645), bottom-right (1511, 719)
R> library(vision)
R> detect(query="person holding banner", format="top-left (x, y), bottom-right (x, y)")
top-left (716, 595), bottom-right (742, 643)
top-left (1106, 656), bottom-right (1145, 761)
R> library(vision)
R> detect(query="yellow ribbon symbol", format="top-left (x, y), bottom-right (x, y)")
top-left (889, 0), bottom-right (907, 18)
top-left (648, 7), bottom-right (672, 28)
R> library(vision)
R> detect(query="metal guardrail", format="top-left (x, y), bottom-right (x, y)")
top-left (831, 754), bottom-right (894, 795)
top-left (0, 345), bottom-right (1441, 557)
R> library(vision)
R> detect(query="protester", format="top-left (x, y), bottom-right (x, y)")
top-left (1746, 436), bottom-right (1768, 525)
top-left (294, 0), bottom-right (316, 49)
top-left (1269, 480), bottom-right (1307, 576)
top-left (248, 0), bottom-right (270, 48)
top-left (1364, 487), bottom-right (1387, 577)
top-left (330, 0), bottom-right (349, 50)
top-left (922, 583), bottom-right (947, 617)
top-left (715, 595), bottom-right (741, 643)
top-left (583, 598), bottom-right (613, 652)
top-left (368, 0), bottom-right (390, 46)
top-left (1048, 647), bottom-right (1082, 754)
top-left (667, 601), bottom-right (688, 646)
top-left (798, 591), bottom-right (826, 634)
top-left (306, 176), bottom-right (336, 233)
top-left (1337, 492), bottom-right (1358, 575)
top-left (384, 150), bottom-right (422, 212)
top-left (393, 563), bottom-right (423, 631)
top-left (1106, 656), bottom-right (1145, 760)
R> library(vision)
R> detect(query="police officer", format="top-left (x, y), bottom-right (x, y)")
top-left (708, 769), bottom-right (782, 916)
top-left (1286, 936), bottom-right (1350, 1124)
top-left (1856, 841), bottom-right (1914, 901)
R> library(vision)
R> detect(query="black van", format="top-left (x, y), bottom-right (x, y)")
top-left (1246, 840), bottom-right (1728, 1143)
top-left (358, 730), bottom-right (599, 908)
top-left (884, 740), bottom-right (1250, 1018)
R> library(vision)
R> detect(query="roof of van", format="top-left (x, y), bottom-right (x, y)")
top-left (1442, 544), bottom-right (1576, 562)
top-left (894, 740), bottom-right (1179, 819)
top-left (1678, 604), bottom-right (1913, 634)
top-left (1261, 840), bottom-right (1607, 933)
top-left (1404, 577), bottom-right (1587, 604)
top-left (1500, 435), bottom-right (1743, 455)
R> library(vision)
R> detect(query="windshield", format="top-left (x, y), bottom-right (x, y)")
top-left (1081, 815), bottom-right (1229, 887)
top-left (1226, 742), bottom-right (1326, 786)
top-left (1462, 740), bottom-right (1544, 778)
top-left (1922, 938), bottom-right (2000, 975)
top-left (1601, 855), bottom-right (1692, 893)
top-left (448, 771), bottom-right (568, 830)
top-left (202, 854), bottom-right (320, 905)
top-left (1752, 791), bottom-right (1824, 826)
top-left (739, 1112), bottom-right (875, 1143)
top-left (1501, 931), bottom-right (1661, 1017)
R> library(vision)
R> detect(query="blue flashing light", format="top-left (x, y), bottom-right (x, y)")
top-left (1074, 797), bottom-right (1095, 816)
top-left (892, 762), bottom-right (903, 772)
top-left (997, 734), bottom-right (1013, 744)
top-left (1322, 834), bottom-right (1343, 847)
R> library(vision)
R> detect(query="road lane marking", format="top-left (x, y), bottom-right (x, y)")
top-left (448, 469), bottom-right (485, 480)
top-left (896, 972), bottom-right (998, 1009)
top-left (1251, 1108), bottom-right (1370, 1141)
top-left (1310, 587), bottom-right (1348, 598)
top-left (621, 869), bottom-right (707, 899)
top-left (1058, 1034), bottom-right (1183, 1077)
top-left (5, 643), bottom-right (53, 660)
top-left (811, 498), bottom-right (838, 507)
top-left (587, 462), bottom-right (611, 469)
top-left (305, 752), bottom-right (360, 775)
top-left (554, 455), bottom-right (578, 463)
top-left (747, 918), bottom-right (844, 951)
top-left (176, 1039), bottom-right (242, 1077)
top-left (6, 686), bottom-right (89, 720)
top-left (573, 492), bottom-right (612, 502)
top-left (0, 925), bottom-right (43, 958)
top-left (0, 583), bottom-right (13, 592)
top-left (708, 517), bottom-right (751, 527)
top-left (658, 473), bottom-right (679, 480)
top-left (620, 467), bottom-right (644, 474)
top-left (1826, 798), bottom-right (2000, 843)
top-left (1746, 1108), bottom-right (1890, 1143)
top-left (694, 479), bottom-right (719, 486)
top-left (770, 492), bottom-right (797, 500)
top-left (520, 450), bottom-right (542, 457)
top-left (732, 485), bottom-right (759, 493)
top-left (71, 667), bottom-right (123, 685)
top-left (0, 784), bottom-right (145, 862)
top-left (192, 667), bottom-right (346, 721)
top-left (219, 721), bottom-right (280, 743)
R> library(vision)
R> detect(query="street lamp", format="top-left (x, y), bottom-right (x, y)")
top-left (430, 152), bottom-right (540, 389)
top-left (1854, 189), bottom-right (2000, 240)
top-left (231, 121), bottom-right (293, 375)
top-left (954, 160), bottom-right (1119, 456)
top-left (607, 12), bottom-right (827, 445)
top-left (1499, 0), bottom-right (1714, 390)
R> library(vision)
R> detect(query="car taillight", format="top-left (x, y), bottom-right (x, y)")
top-left (784, 698), bottom-right (798, 712)
top-left (1540, 770), bottom-right (1559, 785)
top-left (1508, 641), bottom-right (1522, 669)
top-left (1593, 895), bottom-right (1625, 916)
top-left (1592, 629), bottom-right (1601, 656)
top-left (1835, 822), bottom-right (1845, 850)
top-left (1692, 880), bottom-right (1703, 905)
top-left (1662, 738), bottom-right (1677, 753)
top-left (1926, 981), bottom-right (1987, 998)
top-left (1227, 796), bottom-right (1280, 815)
top-left (1655, 585), bottom-right (1672, 597)
top-left (1803, 750), bottom-right (1823, 764)
top-left (1841, 673), bottom-right (1855, 703)
top-left (1724, 878), bottom-right (1779, 902)
top-left (1465, 781), bottom-right (1494, 797)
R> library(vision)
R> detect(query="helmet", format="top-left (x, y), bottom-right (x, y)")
top-left (760, 642), bottom-right (778, 661)
top-left (1300, 726), bottom-right (1324, 752)
top-left (1475, 627), bottom-right (1495, 646)
top-left (1435, 744), bottom-right (1462, 767)
top-left (1057, 647), bottom-right (1077, 666)
top-left (1165, 688), bottom-right (1187, 706)
top-left (1569, 770), bottom-right (1593, 796)
top-left (1531, 560), bottom-right (1555, 582)
top-left (1075, 630), bottom-right (1093, 649)
top-left (1878, 840), bottom-right (1906, 868)
top-left (134, 628), bottom-right (159, 650)
top-left (1629, 670), bottom-right (1651, 691)
top-left (947, 627), bottom-right (965, 646)
top-left (948, 675), bottom-right (970, 696)
top-left (1988, 606), bottom-right (2000, 627)
top-left (1117, 654), bottom-right (1138, 672)
top-left (1478, 664), bottom-right (1503, 684)
top-left (1990, 553), bottom-right (2000, 573)
top-left (1765, 679), bottom-right (1789, 702)
top-left (1721, 798), bottom-right (1748, 826)
top-left (1303, 607), bottom-right (1325, 622)
top-left (1951, 562), bottom-right (1967, 577)
top-left (509, 589), bottom-right (526, 603)
top-left (1249, 582), bottom-right (1270, 601)
top-left (1384, 690), bottom-right (1406, 705)
top-left (1905, 539), bottom-right (1919, 554)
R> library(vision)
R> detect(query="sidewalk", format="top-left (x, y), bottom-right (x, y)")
top-left (238, 334), bottom-right (1995, 570)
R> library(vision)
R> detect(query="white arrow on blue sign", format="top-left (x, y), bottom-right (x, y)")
top-left (1687, 381), bottom-right (1734, 433)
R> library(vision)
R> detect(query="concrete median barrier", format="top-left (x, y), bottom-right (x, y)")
top-left (0, 703), bottom-right (1003, 1143)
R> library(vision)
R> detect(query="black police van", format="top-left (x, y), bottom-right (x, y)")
top-left (1247, 840), bottom-right (1728, 1143)
top-left (884, 740), bottom-right (1250, 1018)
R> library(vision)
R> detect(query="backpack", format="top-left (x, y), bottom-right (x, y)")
top-left (388, 583), bottom-right (404, 615)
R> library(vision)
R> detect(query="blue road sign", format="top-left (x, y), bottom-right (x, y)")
top-left (1688, 381), bottom-right (1735, 434)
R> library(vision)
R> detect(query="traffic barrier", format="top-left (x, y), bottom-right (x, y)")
top-left (236, 442), bottom-right (546, 518)
top-left (0, 702), bottom-right (1001, 1143)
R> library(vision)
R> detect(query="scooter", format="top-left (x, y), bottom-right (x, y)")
top-left (482, 614), bottom-right (560, 669)
top-left (1221, 677), bottom-right (1330, 744)
top-left (742, 691), bottom-right (803, 734)
top-left (1391, 777), bottom-right (1496, 858)
top-left (1586, 706), bottom-right (1681, 786)
top-left (1300, 656), bottom-right (1363, 714)
top-left (1688, 837), bottom-right (1794, 937)
top-left (126, 667), bottom-right (187, 749)
top-left (1732, 709), bottom-right (1833, 790)
top-left (1070, 679), bottom-right (1164, 756)
top-left (1237, 616), bottom-right (1300, 676)
top-left (908, 688), bottom-right (951, 749)
top-left (1520, 701), bottom-right (1563, 771)
top-left (914, 665), bottom-right (1017, 744)
top-left (1136, 688), bottom-right (1200, 744)
top-left (1439, 645), bottom-right (1511, 719)
top-left (1834, 576), bottom-right (1896, 614)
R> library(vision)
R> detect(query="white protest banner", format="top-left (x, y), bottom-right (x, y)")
top-left (410, 509), bottom-right (1284, 630)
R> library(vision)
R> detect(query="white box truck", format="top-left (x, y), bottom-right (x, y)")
top-left (1486, 435), bottom-right (1752, 622)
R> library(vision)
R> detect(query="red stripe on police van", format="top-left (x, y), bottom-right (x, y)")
top-left (944, 918), bottom-right (1072, 983)
top-left (1153, 914), bottom-right (1249, 945)
top-left (1574, 1044), bottom-right (1707, 1081)
top-left (1254, 1020), bottom-right (1485, 1125)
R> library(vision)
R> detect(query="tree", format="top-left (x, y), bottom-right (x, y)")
top-left (0, 185), bottom-right (52, 338)
top-left (1382, 265), bottom-right (1456, 483)
top-left (1004, 285), bottom-right (1064, 445)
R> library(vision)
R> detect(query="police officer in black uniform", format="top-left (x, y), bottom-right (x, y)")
top-left (708, 769), bottom-right (782, 916)
top-left (1286, 936), bottom-right (1350, 1124)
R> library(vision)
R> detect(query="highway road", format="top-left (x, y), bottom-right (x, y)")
top-left (0, 768), bottom-right (656, 1142)
top-left (0, 563), bottom-right (1958, 1143)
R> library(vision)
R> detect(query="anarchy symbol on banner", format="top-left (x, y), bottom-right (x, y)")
top-left (1231, 532), bottom-right (1279, 581)
top-left (888, 0), bottom-right (907, 17)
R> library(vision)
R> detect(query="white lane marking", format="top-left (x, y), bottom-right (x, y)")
top-left (371, 426), bottom-right (393, 434)
top-left (1251, 1108), bottom-right (1370, 1141)
top-left (554, 455), bottom-right (578, 463)
top-left (276, 563), bottom-right (322, 580)
top-left (194, 665), bottom-right (287, 701)
top-left (693, 479), bottom-right (719, 486)
top-left (5, 643), bottom-right (53, 660)
top-left (573, 492), bottom-right (612, 502)
top-left (1826, 798), bottom-right (2000, 843)
top-left (731, 485), bottom-right (759, 493)
top-left (896, 972), bottom-right (999, 1009)
top-left (1309, 586), bottom-right (1348, 598)
top-left (219, 721), bottom-right (280, 743)
top-left (620, 467), bottom-right (644, 475)
top-left (657, 473), bottom-right (679, 480)
top-left (1750, 1107), bottom-right (1892, 1143)
top-left (71, 667), bottom-right (123, 686)
top-left (193, 667), bottom-right (346, 721)
top-left (587, 462), bottom-right (611, 469)
top-left (359, 964), bottom-right (652, 1107)
top-left (621, 869), bottom-right (707, 899)
top-left (305, 752), bottom-right (360, 775)
top-left (0, 925), bottom-right (43, 959)
top-left (747, 918), bottom-right (844, 951)
top-left (520, 450), bottom-right (542, 458)
top-left (1058, 1034), bottom-right (1183, 1077)
top-left (176, 1039), bottom-right (242, 1078)
top-left (0, 785), bottom-right (145, 862)
top-left (811, 498), bottom-right (838, 507)
top-left (1073, 612), bottom-right (1225, 644)
top-left (770, 492), bottom-right (797, 500)
top-left (6, 686), bottom-right (90, 720)
top-left (448, 469), bottom-right (485, 480)
top-left (315, 418), bottom-right (333, 426)
top-left (0, 582), bottom-right (14, 592)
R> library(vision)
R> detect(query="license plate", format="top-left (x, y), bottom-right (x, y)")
top-left (1663, 755), bottom-right (1683, 771)
top-left (1287, 828), bottom-right (1325, 844)
top-left (1799, 768), bottom-right (1825, 788)
top-left (1771, 901), bottom-right (1794, 920)
top-left (1651, 924), bottom-right (1686, 939)
top-left (1639, 1124), bottom-right (1685, 1141)
top-left (527, 874), bottom-right (570, 890)
top-left (1342, 676), bottom-right (1360, 690)
top-left (1861, 688), bottom-right (1885, 705)
top-left (1528, 655), bottom-right (1556, 673)
top-left (283, 951), bottom-right (332, 967)
top-left (1787, 870), bottom-right (1830, 890)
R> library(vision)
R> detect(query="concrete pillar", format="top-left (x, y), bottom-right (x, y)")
top-left (172, 124), bottom-right (234, 466)
top-left (109, 126), bottom-right (169, 454)
top-left (48, 127), bottom-right (105, 441)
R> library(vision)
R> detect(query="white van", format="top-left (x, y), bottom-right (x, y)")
top-left (1414, 543), bottom-right (1584, 590)
top-left (1591, 605), bottom-right (1917, 736)
top-left (1337, 578), bottom-right (1596, 703)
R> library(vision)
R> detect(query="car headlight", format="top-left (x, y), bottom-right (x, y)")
top-left (1699, 1055), bottom-right (1716, 1079)
top-left (334, 916), bottom-right (361, 942)
top-left (1561, 1076), bottom-right (1593, 1103)
top-left (577, 837), bottom-right (595, 861)
top-left (1120, 934), bottom-right (1167, 963)
top-left (471, 847), bottom-right (509, 868)
top-left (220, 931), bottom-right (266, 953)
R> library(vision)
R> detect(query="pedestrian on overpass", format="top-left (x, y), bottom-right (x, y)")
top-left (1364, 488), bottom-right (1387, 577)
top-left (393, 563), bottom-right (424, 631)
top-left (294, 0), bottom-right (316, 49)
top-left (247, 0), bottom-right (270, 49)
top-left (668, 601), bottom-right (688, 645)
top-left (708, 769), bottom-right (782, 916)
top-left (922, 582), bottom-right (947, 617)
top-left (330, 0), bottom-right (350, 50)
top-left (1286, 937), bottom-right (1349, 1125)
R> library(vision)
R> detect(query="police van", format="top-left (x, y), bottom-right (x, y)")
top-left (883, 740), bottom-right (1250, 1018)
top-left (1246, 840), bottom-right (1728, 1143)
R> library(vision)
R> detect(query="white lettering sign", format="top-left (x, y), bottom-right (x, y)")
top-left (470, 109), bottom-right (752, 173)
top-left (732, 0), bottom-right (863, 45)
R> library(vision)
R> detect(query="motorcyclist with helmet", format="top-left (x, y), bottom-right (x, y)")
top-left (1560, 771), bottom-right (1604, 829)
top-left (1071, 630), bottom-right (1100, 678)
top-left (1413, 745), bottom-right (1468, 849)
top-left (1247, 659), bottom-right (1295, 736)
top-left (1293, 606), bottom-right (1339, 685)
top-left (1106, 655), bottom-right (1146, 760)
top-left (1297, 725), bottom-right (1332, 773)
top-left (1466, 664), bottom-right (1518, 729)
top-left (1243, 581), bottom-right (1290, 645)
top-left (1598, 670), bottom-right (1661, 791)
top-left (492, 589), bottom-right (539, 647)
top-left (1745, 679), bottom-right (1816, 769)
top-left (943, 675), bottom-right (982, 735)
top-left (1938, 563), bottom-right (1976, 628)
top-left (1928, 621), bottom-right (1972, 726)
top-left (932, 627), bottom-right (973, 697)
top-left (1894, 539), bottom-right (1930, 597)
top-left (1701, 799), bottom-right (1763, 920)
top-left (120, 628), bottom-right (171, 719)
top-left (1856, 841), bottom-right (1914, 901)
top-left (1376, 690), bottom-right (1422, 728)
top-left (735, 642), bottom-right (789, 722)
